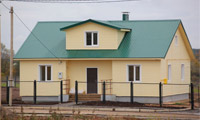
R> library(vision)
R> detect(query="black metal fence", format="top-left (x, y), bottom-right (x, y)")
top-left (1, 77), bottom-right (65, 104)
top-left (75, 81), bottom-right (198, 110)
top-left (1, 77), bottom-right (199, 110)
top-left (1, 76), bottom-right (20, 104)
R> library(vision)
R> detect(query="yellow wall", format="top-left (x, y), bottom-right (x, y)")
top-left (161, 25), bottom-right (191, 96)
top-left (20, 60), bottom-right (67, 96)
top-left (165, 25), bottom-right (190, 60)
top-left (68, 60), bottom-right (112, 94)
top-left (117, 31), bottom-right (125, 46)
top-left (112, 60), bottom-right (160, 96)
top-left (65, 22), bottom-right (125, 50)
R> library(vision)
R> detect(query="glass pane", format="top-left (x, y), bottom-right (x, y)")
top-left (128, 66), bottom-right (134, 81)
top-left (86, 32), bottom-right (92, 45)
top-left (135, 66), bottom-right (140, 81)
top-left (93, 33), bottom-right (98, 45)
top-left (181, 64), bottom-right (184, 80)
top-left (40, 66), bottom-right (45, 81)
top-left (168, 65), bottom-right (171, 80)
top-left (47, 66), bottom-right (51, 80)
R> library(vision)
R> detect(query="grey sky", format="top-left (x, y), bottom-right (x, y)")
top-left (1, 0), bottom-right (200, 52)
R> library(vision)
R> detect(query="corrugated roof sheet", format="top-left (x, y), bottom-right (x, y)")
top-left (14, 20), bottom-right (181, 59)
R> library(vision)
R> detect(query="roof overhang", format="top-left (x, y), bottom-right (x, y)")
top-left (120, 29), bottom-right (131, 32)
top-left (179, 21), bottom-right (196, 61)
top-left (14, 58), bottom-right (162, 61)
top-left (60, 19), bottom-right (131, 31)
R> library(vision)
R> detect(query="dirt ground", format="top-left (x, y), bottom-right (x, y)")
top-left (1, 87), bottom-right (21, 103)
top-left (79, 101), bottom-right (187, 109)
top-left (2, 105), bottom-right (200, 120)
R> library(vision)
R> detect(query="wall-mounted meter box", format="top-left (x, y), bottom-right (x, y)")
top-left (58, 72), bottom-right (63, 79)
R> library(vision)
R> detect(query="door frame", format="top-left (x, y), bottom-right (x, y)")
top-left (86, 67), bottom-right (98, 94)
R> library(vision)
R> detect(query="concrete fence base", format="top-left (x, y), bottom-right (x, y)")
top-left (22, 95), bottom-right (69, 102)
top-left (101, 93), bottom-right (189, 104)
top-left (21, 93), bottom-right (188, 103)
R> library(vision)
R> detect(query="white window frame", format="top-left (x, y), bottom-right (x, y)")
top-left (175, 35), bottom-right (178, 46)
top-left (168, 64), bottom-right (171, 82)
top-left (127, 64), bottom-right (142, 82)
top-left (85, 31), bottom-right (99, 47)
top-left (38, 64), bottom-right (53, 82)
top-left (181, 64), bottom-right (185, 81)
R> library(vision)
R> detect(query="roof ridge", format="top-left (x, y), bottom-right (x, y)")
top-left (109, 19), bottom-right (181, 22)
top-left (38, 21), bottom-right (80, 23)
top-left (37, 19), bottom-right (181, 23)
top-left (60, 19), bottom-right (131, 31)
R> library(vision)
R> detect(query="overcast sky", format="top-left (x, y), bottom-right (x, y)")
top-left (1, 0), bottom-right (200, 52)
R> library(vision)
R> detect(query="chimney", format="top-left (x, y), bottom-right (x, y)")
top-left (122, 12), bottom-right (129, 21)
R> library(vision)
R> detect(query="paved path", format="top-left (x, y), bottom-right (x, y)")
top-left (3, 102), bottom-right (200, 120)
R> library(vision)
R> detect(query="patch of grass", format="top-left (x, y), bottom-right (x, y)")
top-left (194, 87), bottom-right (199, 93)
top-left (173, 103), bottom-right (184, 105)
top-left (1, 83), bottom-right (19, 88)
top-left (1, 83), bottom-right (7, 87)
top-left (51, 112), bottom-right (63, 120)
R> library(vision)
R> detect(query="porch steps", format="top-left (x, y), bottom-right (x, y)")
top-left (69, 94), bottom-right (101, 102)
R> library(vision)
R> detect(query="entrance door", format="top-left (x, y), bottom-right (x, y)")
top-left (87, 68), bottom-right (98, 94)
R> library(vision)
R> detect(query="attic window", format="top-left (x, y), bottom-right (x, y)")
top-left (175, 35), bottom-right (178, 46)
top-left (85, 31), bottom-right (98, 46)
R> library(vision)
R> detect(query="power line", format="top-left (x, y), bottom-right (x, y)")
top-left (1, 2), bottom-right (60, 60)
top-left (2, 0), bottom-right (139, 3)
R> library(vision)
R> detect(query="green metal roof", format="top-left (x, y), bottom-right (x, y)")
top-left (60, 19), bottom-right (131, 31)
top-left (14, 19), bottom-right (181, 59)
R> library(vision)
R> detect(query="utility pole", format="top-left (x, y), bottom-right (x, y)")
top-left (0, 15), bottom-right (1, 107)
top-left (9, 6), bottom-right (13, 106)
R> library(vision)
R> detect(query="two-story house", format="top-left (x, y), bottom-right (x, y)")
top-left (14, 13), bottom-right (195, 103)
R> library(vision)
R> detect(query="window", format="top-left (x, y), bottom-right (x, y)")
top-left (175, 35), bottom-right (178, 46)
top-left (181, 64), bottom-right (184, 80)
top-left (128, 65), bottom-right (141, 82)
top-left (39, 65), bottom-right (52, 81)
top-left (168, 64), bottom-right (171, 81)
top-left (85, 31), bottom-right (98, 46)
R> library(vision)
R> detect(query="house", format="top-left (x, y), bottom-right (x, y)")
top-left (14, 13), bottom-right (195, 103)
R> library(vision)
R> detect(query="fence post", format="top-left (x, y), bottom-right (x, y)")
top-left (130, 81), bottom-right (133, 103)
top-left (198, 85), bottom-right (199, 108)
top-left (159, 82), bottom-right (162, 107)
top-left (190, 83), bottom-right (194, 110)
top-left (60, 80), bottom-right (63, 103)
top-left (33, 80), bottom-right (37, 104)
top-left (75, 81), bottom-right (78, 105)
top-left (198, 84), bottom-right (200, 107)
top-left (6, 76), bottom-right (9, 104)
top-left (103, 81), bottom-right (106, 103)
